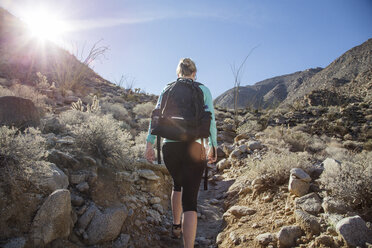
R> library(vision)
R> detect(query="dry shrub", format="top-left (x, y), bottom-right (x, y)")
top-left (246, 150), bottom-right (312, 184)
top-left (131, 131), bottom-right (147, 158)
top-left (101, 102), bottom-right (130, 121)
top-left (263, 126), bottom-right (326, 154)
top-left (236, 120), bottom-right (261, 135)
top-left (320, 151), bottom-right (372, 208)
top-left (133, 102), bottom-right (155, 118)
top-left (0, 126), bottom-right (46, 166)
top-left (68, 113), bottom-right (133, 166)
top-left (58, 110), bottom-right (90, 128)
top-left (137, 118), bottom-right (150, 132)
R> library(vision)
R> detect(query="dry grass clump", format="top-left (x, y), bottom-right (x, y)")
top-left (319, 150), bottom-right (372, 208)
top-left (245, 150), bottom-right (312, 184)
top-left (0, 126), bottom-right (46, 166)
top-left (133, 102), bottom-right (155, 118)
top-left (68, 113), bottom-right (132, 166)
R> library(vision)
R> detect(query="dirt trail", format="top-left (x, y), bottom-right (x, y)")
top-left (157, 168), bottom-right (234, 248)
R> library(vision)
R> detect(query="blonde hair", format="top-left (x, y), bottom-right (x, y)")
top-left (176, 58), bottom-right (197, 77)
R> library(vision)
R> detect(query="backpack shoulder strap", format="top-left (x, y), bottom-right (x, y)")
top-left (157, 135), bottom-right (161, 164)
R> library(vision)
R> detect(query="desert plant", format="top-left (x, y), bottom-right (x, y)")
top-left (101, 101), bottom-right (129, 121)
top-left (230, 45), bottom-right (259, 125)
top-left (71, 95), bottom-right (100, 113)
top-left (0, 126), bottom-right (46, 166)
top-left (319, 150), bottom-right (372, 208)
top-left (131, 131), bottom-right (147, 158)
top-left (245, 150), bottom-right (312, 184)
top-left (133, 102), bottom-right (155, 118)
top-left (69, 114), bottom-right (132, 166)
top-left (54, 40), bottom-right (108, 94)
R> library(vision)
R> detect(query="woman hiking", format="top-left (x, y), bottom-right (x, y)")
top-left (145, 58), bottom-right (217, 248)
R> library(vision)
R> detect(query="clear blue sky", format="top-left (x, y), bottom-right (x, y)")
top-left (2, 0), bottom-right (372, 98)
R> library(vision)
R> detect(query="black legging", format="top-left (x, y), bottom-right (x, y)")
top-left (162, 142), bottom-right (207, 212)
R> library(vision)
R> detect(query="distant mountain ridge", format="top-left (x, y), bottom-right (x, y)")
top-left (214, 38), bottom-right (372, 109)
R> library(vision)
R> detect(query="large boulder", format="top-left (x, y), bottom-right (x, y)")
top-left (30, 189), bottom-right (73, 246)
top-left (0, 161), bottom-right (68, 239)
top-left (336, 215), bottom-right (372, 247)
top-left (0, 96), bottom-right (40, 128)
top-left (86, 206), bottom-right (128, 245)
top-left (28, 162), bottom-right (69, 193)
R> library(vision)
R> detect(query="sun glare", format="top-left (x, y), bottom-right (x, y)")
top-left (23, 9), bottom-right (68, 44)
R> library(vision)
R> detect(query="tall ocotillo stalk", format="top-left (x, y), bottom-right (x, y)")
top-left (230, 45), bottom-right (260, 126)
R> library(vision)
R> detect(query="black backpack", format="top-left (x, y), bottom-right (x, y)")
top-left (150, 78), bottom-right (211, 143)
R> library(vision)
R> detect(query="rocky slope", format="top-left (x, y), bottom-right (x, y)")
top-left (214, 38), bottom-right (372, 110)
top-left (0, 6), bottom-right (372, 248)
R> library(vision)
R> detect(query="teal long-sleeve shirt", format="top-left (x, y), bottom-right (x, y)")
top-left (146, 82), bottom-right (218, 147)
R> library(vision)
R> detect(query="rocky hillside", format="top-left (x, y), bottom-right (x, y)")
top-left (1, 7), bottom-right (372, 248)
top-left (214, 38), bottom-right (372, 110)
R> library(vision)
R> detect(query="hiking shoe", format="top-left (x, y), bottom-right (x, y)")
top-left (171, 224), bottom-right (182, 239)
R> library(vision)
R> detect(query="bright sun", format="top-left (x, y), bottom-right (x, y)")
top-left (23, 10), bottom-right (68, 43)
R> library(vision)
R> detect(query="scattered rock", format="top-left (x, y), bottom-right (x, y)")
top-left (277, 225), bottom-right (303, 248)
top-left (336, 215), bottom-right (372, 247)
top-left (29, 162), bottom-right (69, 193)
top-left (224, 205), bottom-right (256, 218)
top-left (70, 173), bottom-right (87, 185)
top-left (247, 140), bottom-right (263, 150)
top-left (229, 148), bottom-right (242, 159)
top-left (30, 189), bottom-right (72, 246)
top-left (71, 193), bottom-right (84, 206)
top-left (138, 169), bottom-right (160, 181)
top-left (322, 197), bottom-right (351, 214)
top-left (314, 234), bottom-right (336, 248)
top-left (255, 232), bottom-right (277, 246)
top-left (3, 237), bottom-right (26, 248)
top-left (294, 209), bottom-right (320, 235)
top-left (295, 192), bottom-right (322, 215)
top-left (149, 197), bottom-right (161, 205)
top-left (238, 144), bottom-right (248, 153)
top-left (48, 149), bottom-right (79, 169)
top-left (113, 233), bottom-right (130, 248)
top-left (77, 204), bottom-right (100, 230)
top-left (288, 169), bottom-right (311, 197)
top-left (146, 209), bottom-right (161, 224)
top-left (322, 158), bottom-right (341, 171)
top-left (290, 168), bottom-right (311, 182)
top-left (86, 206), bottom-right (128, 245)
top-left (76, 182), bottom-right (89, 192)
top-left (217, 158), bottom-right (230, 171)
